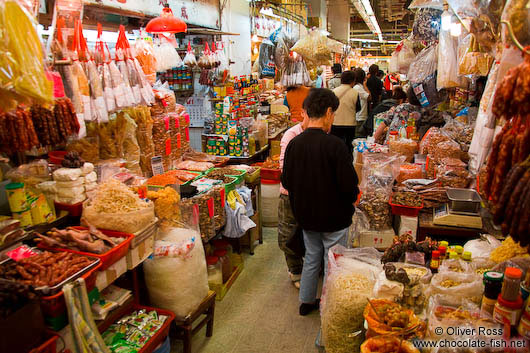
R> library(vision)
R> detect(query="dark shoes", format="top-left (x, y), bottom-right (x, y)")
top-left (299, 299), bottom-right (320, 316)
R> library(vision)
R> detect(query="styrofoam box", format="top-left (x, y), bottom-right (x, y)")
top-left (126, 234), bottom-right (155, 270)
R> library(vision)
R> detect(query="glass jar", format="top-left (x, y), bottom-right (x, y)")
top-left (518, 312), bottom-right (530, 339)
top-left (481, 271), bottom-right (503, 317)
top-left (502, 267), bottom-right (523, 302)
top-left (206, 256), bottom-right (222, 287)
top-left (214, 249), bottom-right (232, 283)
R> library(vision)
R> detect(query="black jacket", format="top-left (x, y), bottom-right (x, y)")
top-left (281, 128), bottom-right (360, 233)
top-left (362, 99), bottom-right (400, 136)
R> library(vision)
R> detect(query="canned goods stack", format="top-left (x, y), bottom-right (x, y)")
top-left (157, 65), bottom-right (193, 92)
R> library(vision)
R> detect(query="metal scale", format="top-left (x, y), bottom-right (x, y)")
top-left (433, 188), bottom-right (483, 229)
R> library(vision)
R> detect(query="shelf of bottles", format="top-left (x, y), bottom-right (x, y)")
top-left (157, 66), bottom-right (194, 92)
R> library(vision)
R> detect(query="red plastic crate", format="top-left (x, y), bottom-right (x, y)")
top-left (54, 201), bottom-right (83, 217)
top-left (253, 162), bottom-right (281, 181)
top-left (39, 260), bottom-right (101, 317)
top-left (389, 193), bottom-right (424, 217)
top-left (29, 331), bottom-right (59, 353)
top-left (37, 227), bottom-right (134, 271)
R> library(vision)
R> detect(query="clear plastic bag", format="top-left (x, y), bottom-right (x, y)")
top-left (0, 0), bottom-right (53, 109)
top-left (437, 19), bottom-right (462, 89)
top-left (501, 0), bottom-right (529, 47)
top-left (389, 139), bottom-right (418, 162)
top-left (321, 244), bottom-right (381, 353)
top-left (291, 29), bottom-right (332, 67)
top-left (258, 39), bottom-right (276, 78)
top-left (361, 152), bottom-right (405, 193)
top-left (439, 258), bottom-right (472, 274)
top-left (412, 8), bottom-right (442, 42)
top-left (396, 38), bottom-right (416, 75)
top-left (427, 272), bottom-right (484, 303)
top-left (144, 225), bottom-right (208, 320)
top-left (183, 42), bottom-right (197, 67)
top-left (464, 235), bottom-right (501, 259)
top-left (85, 60), bottom-right (109, 123)
top-left (458, 34), bottom-right (494, 76)
top-left (397, 163), bottom-right (423, 183)
top-left (154, 39), bottom-right (182, 72)
top-left (427, 294), bottom-right (481, 338)
top-left (134, 37), bottom-right (157, 84)
top-left (408, 45), bottom-right (438, 84)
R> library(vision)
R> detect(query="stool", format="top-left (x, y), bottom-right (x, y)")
top-left (173, 290), bottom-right (216, 353)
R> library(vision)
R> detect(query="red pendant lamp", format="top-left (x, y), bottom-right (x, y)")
top-left (145, 3), bottom-right (187, 34)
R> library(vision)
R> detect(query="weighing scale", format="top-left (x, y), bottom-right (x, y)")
top-left (433, 204), bottom-right (483, 229)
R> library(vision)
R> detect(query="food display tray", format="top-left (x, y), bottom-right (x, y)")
top-left (446, 188), bottom-right (481, 215)
top-left (0, 249), bottom-right (101, 296)
top-left (37, 227), bottom-right (134, 271)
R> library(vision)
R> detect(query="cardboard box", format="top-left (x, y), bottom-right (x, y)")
top-left (354, 228), bottom-right (395, 250)
top-left (96, 256), bottom-right (127, 291)
top-left (126, 234), bottom-right (154, 270)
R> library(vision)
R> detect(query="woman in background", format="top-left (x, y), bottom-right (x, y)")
top-left (284, 85), bottom-right (310, 122)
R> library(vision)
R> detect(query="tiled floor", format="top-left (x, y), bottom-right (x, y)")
top-left (170, 227), bottom-right (321, 353)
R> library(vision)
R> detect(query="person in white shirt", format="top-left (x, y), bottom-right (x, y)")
top-left (352, 68), bottom-right (370, 138)
top-left (330, 70), bottom-right (359, 154)
top-left (278, 112), bottom-right (309, 288)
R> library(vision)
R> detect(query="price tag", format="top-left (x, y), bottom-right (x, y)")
top-left (207, 197), bottom-right (215, 218)
top-left (164, 115), bottom-right (170, 131)
top-left (184, 113), bottom-right (190, 124)
top-left (185, 127), bottom-right (190, 141)
top-left (7, 245), bottom-right (38, 261)
top-left (175, 117), bottom-right (180, 129)
top-left (151, 156), bottom-right (164, 176)
top-left (177, 133), bottom-right (181, 148)
top-left (220, 188), bottom-right (225, 206)
top-left (165, 138), bottom-right (171, 156)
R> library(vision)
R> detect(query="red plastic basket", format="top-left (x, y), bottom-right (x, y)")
top-left (29, 331), bottom-right (59, 353)
top-left (54, 201), bottom-right (83, 217)
top-left (253, 162), bottom-right (281, 181)
top-left (37, 227), bottom-right (134, 271)
top-left (389, 194), bottom-right (424, 217)
top-left (99, 304), bottom-right (175, 353)
top-left (39, 260), bottom-right (101, 317)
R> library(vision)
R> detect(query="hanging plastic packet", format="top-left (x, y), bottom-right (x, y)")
top-left (95, 24), bottom-right (116, 113)
top-left (76, 22), bottom-right (108, 123)
top-left (183, 42), bottom-right (197, 67)
top-left (154, 35), bottom-right (182, 72)
top-left (132, 57), bottom-right (155, 105)
top-left (198, 42), bottom-right (212, 69)
top-left (134, 33), bottom-right (157, 84)
top-left (115, 26), bottom-right (136, 107)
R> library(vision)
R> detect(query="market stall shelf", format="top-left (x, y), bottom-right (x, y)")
top-left (172, 290), bottom-right (216, 353)
top-left (209, 254), bottom-right (244, 301)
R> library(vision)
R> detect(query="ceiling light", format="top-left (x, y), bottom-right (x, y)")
top-left (320, 29), bottom-right (330, 36)
top-left (360, 0), bottom-right (374, 16)
top-left (252, 34), bottom-right (260, 42)
top-left (450, 22), bottom-right (461, 36)
top-left (259, 7), bottom-right (281, 18)
top-left (145, 5), bottom-right (187, 34)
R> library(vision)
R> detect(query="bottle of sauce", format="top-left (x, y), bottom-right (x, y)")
top-left (438, 246), bottom-right (447, 262)
top-left (481, 271), bottom-right (503, 317)
top-left (453, 245), bottom-right (463, 258)
top-left (449, 252), bottom-right (459, 260)
top-left (430, 250), bottom-right (440, 274)
top-left (502, 267), bottom-right (523, 302)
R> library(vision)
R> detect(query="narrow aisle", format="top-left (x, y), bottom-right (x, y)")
top-left (171, 227), bottom-right (321, 353)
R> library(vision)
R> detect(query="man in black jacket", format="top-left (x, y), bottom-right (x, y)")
top-left (282, 88), bottom-right (360, 316)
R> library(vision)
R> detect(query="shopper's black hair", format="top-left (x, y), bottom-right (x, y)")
top-left (340, 70), bottom-right (356, 85)
top-left (369, 64), bottom-right (379, 76)
top-left (302, 88), bottom-right (340, 119)
top-left (286, 85), bottom-right (299, 92)
top-left (332, 63), bottom-right (342, 74)
top-left (392, 87), bottom-right (407, 101)
top-left (354, 68), bottom-right (366, 84)
top-left (406, 86), bottom-right (421, 107)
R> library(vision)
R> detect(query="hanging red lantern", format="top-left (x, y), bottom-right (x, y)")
top-left (145, 4), bottom-right (187, 34)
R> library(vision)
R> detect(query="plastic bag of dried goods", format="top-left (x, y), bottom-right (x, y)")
top-left (144, 225), bottom-right (208, 320)
top-left (321, 244), bottom-right (381, 353)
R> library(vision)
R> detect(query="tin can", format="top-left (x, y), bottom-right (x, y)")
top-left (5, 182), bottom-right (27, 212)
top-left (12, 209), bottom-right (33, 228)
